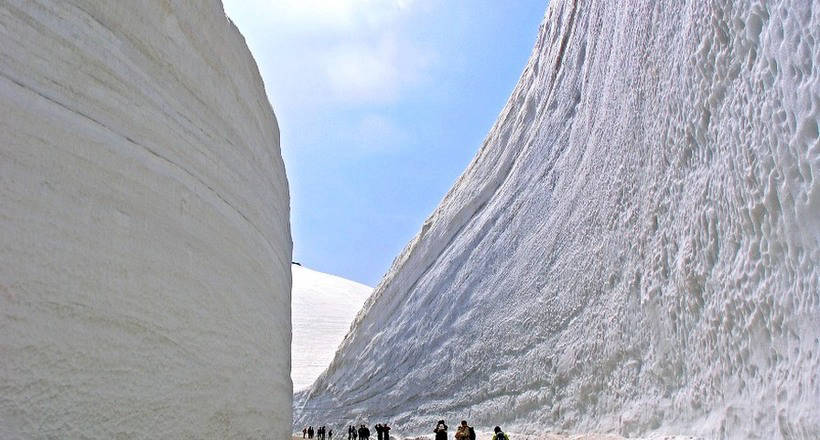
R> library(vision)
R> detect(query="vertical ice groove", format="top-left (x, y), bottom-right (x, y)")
top-left (294, 0), bottom-right (819, 438)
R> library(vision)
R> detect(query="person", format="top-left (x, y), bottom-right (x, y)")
top-left (348, 425), bottom-right (355, 440)
top-left (491, 426), bottom-right (508, 440)
top-left (303, 427), bottom-right (308, 439)
top-left (454, 421), bottom-right (470, 440)
top-left (352, 426), bottom-right (358, 440)
top-left (358, 424), bottom-right (370, 440)
top-left (434, 420), bottom-right (448, 440)
top-left (329, 429), bottom-right (334, 439)
top-left (375, 424), bottom-right (383, 440)
top-left (308, 426), bottom-right (314, 439)
top-left (382, 423), bottom-right (391, 440)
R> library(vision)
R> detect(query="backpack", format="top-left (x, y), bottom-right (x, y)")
top-left (495, 431), bottom-right (505, 440)
top-left (468, 427), bottom-right (476, 440)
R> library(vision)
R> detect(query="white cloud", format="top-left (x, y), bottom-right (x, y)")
top-left (223, 0), bottom-right (434, 108)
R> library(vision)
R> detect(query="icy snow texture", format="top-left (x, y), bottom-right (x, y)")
top-left (291, 264), bottom-right (372, 391)
top-left (0, 1), bottom-right (291, 439)
top-left (295, 0), bottom-right (819, 438)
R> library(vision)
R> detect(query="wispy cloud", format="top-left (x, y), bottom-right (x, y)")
top-left (224, 0), bottom-right (433, 109)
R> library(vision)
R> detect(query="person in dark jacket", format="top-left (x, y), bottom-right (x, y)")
top-left (382, 424), bottom-right (391, 440)
top-left (358, 424), bottom-right (370, 440)
top-left (491, 426), bottom-right (509, 440)
top-left (434, 420), bottom-right (448, 440)
top-left (308, 426), bottom-right (315, 439)
top-left (348, 426), bottom-right (355, 440)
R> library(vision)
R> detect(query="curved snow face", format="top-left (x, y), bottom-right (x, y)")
top-left (295, 0), bottom-right (819, 438)
top-left (0, 1), bottom-right (291, 438)
top-left (292, 265), bottom-right (373, 391)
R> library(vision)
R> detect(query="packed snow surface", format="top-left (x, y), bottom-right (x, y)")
top-left (0, 1), bottom-right (291, 438)
top-left (292, 264), bottom-right (372, 391)
top-left (295, 0), bottom-right (819, 438)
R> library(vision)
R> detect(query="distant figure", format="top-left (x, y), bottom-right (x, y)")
top-left (382, 424), bottom-right (391, 440)
top-left (304, 427), bottom-right (308, 438)
top-left (348, 425), bottom-right (355, 440)
top-left (492, 426), bottom-right (509, 440)
top-left (375, 424), bottom-right (383, 440)
top-left (454, 421), bottom-right (470, 440)
top-left (308, 426), bottom-right (315, 439)
top-left (358, 424), bottom-right (370, 440)
top-left (318, 426), bottom-right (324, 440)
top-left (329, 429), bottom-right (334, 440)
top-left (352, 426), bottom-right (358, 440)
top-left (434, 420), bottom-right (448, 440)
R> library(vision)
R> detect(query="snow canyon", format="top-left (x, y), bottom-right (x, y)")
top-left (0, 1), bottom-right (291, 439)
top-left (295, 0), bottom-right (819, 439)
top-left (0, 0), bottom-right (818, 439)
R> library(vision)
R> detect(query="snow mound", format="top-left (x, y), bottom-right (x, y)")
top-left (0, 1), bottom-right (291, 438)
top-left (294, 0), bottom-right (819, 438)
top-left (292, 264), bottom-right (373, 391)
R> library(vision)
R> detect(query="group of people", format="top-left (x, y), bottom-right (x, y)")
top-left (302, 419), bottom-right (509, 440)
top-left (435, 419), bottom-right (509, 440)
top-left (346, 423), bottom-right (391, 440)
top-left (302, 426), bottom-right (332, 440)
top-left (301, 423), bottom-right (391, 440)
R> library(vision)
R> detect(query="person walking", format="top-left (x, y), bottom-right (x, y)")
top-left (434, 420), bottom-right (448, 440)
top-left (303, 427), bottom-right (308, 439)
top-left (491, 426), bottom-right (509, 440)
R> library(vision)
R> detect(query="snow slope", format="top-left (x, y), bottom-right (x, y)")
top-left (0, 1), bottom-right (291, 438)
top-left (292, 264), bottom-right (373, 391)
top-left (294, 0), bottom-right (819, 438)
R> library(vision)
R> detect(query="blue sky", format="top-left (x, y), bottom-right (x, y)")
top-left (222, 0), bottom-right (547, 286)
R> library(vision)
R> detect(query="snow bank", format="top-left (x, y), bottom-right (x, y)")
top-left (0, 1), bottom-right (291, 438)
top-left (294, 0), bottom-right (818, 438)
top-left (292, 264), bottom-right (372, 391)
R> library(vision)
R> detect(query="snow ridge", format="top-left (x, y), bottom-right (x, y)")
top-left (295, 0), bottom-right (819, 438)
top-left (292, 264), bottom-right (372, 391)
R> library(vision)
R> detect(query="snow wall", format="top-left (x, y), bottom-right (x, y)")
top-left (295, 0), bottom-right (819, 438)
top-left (0, 1), bottom-right (291, 438)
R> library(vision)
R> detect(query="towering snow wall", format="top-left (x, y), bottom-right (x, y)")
top-left (0, 1), bottom-right (291, 438)
top-left (295, 0), bottom-right (819, 438)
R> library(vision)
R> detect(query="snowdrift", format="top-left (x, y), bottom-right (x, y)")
top-left (292, 264), bottom-right (372, 391)
top-left (294, 0), bottom-right (819, 438)
top-left (0, 1), bottom-right (291, 438)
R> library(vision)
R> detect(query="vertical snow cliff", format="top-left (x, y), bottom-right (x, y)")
top-left (0, 1), bottom-right (291, 438)
top-left (295, 0), bottom-right (819, 438)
